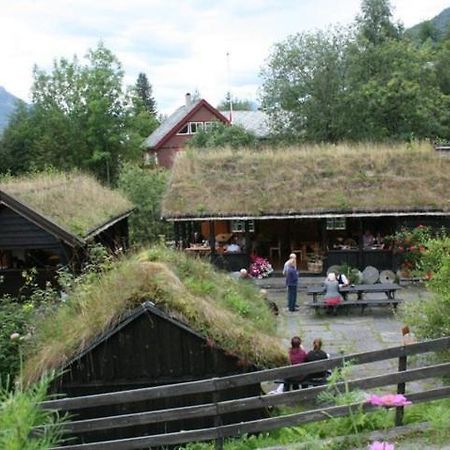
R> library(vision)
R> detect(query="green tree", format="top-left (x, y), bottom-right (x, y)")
top-left (259, 0), bottom-right (450, 142)
top-left (187, 122), bottom-right (257, 148)
top-left (356, 0), bottom-right (401, 46)
top-left (118, 164), bottom-right (171, 244)
top-left (343, 38), bottom-right (449, 140)
top-left (125, 74), bottom-right (159, 162)
top-left (0, 102), bottom-right (35, 174)
top-left (2, 43), bottom-right (136, 183)
top-left (260, 28), bottom-right (350, 141)
top-left (217, 93), bottom-right (255, 111)
top-left (134, 73), bottom-right (157, 115)
top-left (434, 35), bottom-right (450, 96)
top-left (417, 21), bottom-right (441, 44)
top-left (343, 0), bottom-right (449, 140)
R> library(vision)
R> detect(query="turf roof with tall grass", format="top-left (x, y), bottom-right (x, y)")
top-left (162, 142), bottom-right (450, 218)
top-left (23, 246), bottom-right (287, 384)
top-left (0, 171), bottom-right (133, 237)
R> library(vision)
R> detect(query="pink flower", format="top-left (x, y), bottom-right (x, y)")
top-left (369, 441), bottom-right (395, 450)
top-left (368, 394), bottom-right (411, 408)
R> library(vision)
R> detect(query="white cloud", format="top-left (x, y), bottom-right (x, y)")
top-left (0, 0), bottom-right (448, 112)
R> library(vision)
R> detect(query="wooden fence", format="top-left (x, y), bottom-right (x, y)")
top-left (45, 336), bottom-right (450, 450)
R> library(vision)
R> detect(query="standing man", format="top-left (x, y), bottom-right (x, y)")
top-left (283, 253), bottom-right (297, 275)
top-left (286, 259), bottom-right (299, 312)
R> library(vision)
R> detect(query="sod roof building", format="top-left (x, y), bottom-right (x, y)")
top-left (0, 172), bottom-right (133, 294)
top-left (23, 250), bottom-right (286, 444)
top-left (162, 143), bottom-right (450, 273)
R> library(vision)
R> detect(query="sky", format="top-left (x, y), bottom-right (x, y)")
top-left (1, 0), bottom-right (449, 114)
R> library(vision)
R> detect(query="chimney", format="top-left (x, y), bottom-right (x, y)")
top-left (185, 92), bottom-right (191, 107)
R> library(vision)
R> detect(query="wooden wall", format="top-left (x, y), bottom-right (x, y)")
top-left (0, 205), bottom-right (61, 250)
top-left (53, 308), bottom-right (266, 444)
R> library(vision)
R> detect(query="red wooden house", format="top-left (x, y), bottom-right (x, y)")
top-left (142, 93), bottom-right (229, 168)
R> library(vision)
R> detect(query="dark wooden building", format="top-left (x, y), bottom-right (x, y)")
top-left (0, 173), bottom-right (133, 295)
top-left (51, 301), bottom-right (267, 445)
top-left (162, 144), bottom-right (450, 274)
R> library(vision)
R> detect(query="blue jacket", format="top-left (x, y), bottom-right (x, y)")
top-left (286, 266), bottom-right (299, 286)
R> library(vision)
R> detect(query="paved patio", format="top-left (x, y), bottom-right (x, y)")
top-left (255, 276), bottom-right (434, 392)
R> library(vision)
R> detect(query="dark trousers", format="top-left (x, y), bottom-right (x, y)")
top-left (287, 285), bottom-right (297, 311)
top-left (283, 380), bottom-right (300, 391)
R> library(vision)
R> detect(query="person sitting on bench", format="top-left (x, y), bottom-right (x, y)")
top-left (283, 336), bottom-right (306, 391)
top-left (302, 338), bottom-right (329, 387)
top-left (324, 272), bottom-right (344, 312)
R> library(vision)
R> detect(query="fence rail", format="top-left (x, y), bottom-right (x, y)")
top-left (46, 336), bottom-right (450, 450)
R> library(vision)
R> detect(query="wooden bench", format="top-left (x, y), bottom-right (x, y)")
top-left (306, 297), bottom-right (403, 315)
top-left (307, 283), bottom-right (401, 302)
top-left (274, 372), bottom-right (330, 391)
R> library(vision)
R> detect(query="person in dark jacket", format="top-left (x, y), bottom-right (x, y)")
top-left (285, 259), bottom-right (299, 312)
top-left (304, 338), bottom-right (329, 382)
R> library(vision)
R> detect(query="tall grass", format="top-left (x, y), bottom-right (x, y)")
top-left (0, 171), bottom-right (132, 236)
top-left (163, 141), bottom-right (449, 217)
top-left (0, 373), bottom-right (66, 449)
top-left (23, 247), bottom-right (286, 384)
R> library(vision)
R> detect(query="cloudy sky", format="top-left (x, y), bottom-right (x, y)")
top-left (1, 0), bottom-right (448, 113)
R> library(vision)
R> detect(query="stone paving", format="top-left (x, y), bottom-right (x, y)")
top-left (255, 276), bottom-right (434, 392)
top-left (253, 276), bottom-right (446, 448)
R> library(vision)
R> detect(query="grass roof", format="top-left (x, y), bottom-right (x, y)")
top-left (0, 172), bottom-right (132, 237)
top-left (162, 142), bottom-right (450, 218)
top-left (23, 246), bottom-right (287, 384)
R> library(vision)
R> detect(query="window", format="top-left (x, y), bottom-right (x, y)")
top-left (177, 124), bottom-right (189, 135)
top-left (204, 121), bottom-right (214, 131)
top-left (326, 217), bottom-right (346, 230)
top-left (231, 220), bottom-right (255, 233)
top-left (177, 122), bottom-right (206, 135)
top-left (190, 122), bottom-right (204, 134)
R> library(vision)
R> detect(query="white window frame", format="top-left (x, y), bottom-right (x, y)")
top-left (326, 217), bottom-right (346, 230)
top-left (231, 220), bottom-right (255, 233)
top-left (177, 121), bottom-right (206, 135)
top-left (189, 122), bottom-right (204, 134)
top-left (177, 123), bottom-right (189, 135)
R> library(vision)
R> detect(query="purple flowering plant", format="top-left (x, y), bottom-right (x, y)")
top-left (368, 394), bottom-right (411, 408)
top-left (366, 393), bottom-right (412, 450)
top-left (249, 256), bottom-right (274, 279)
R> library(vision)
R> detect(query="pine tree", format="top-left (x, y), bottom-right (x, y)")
top-left (135, 73), bottom-right (157, 115)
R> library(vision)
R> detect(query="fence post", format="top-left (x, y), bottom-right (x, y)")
top-left (395, 354), bottom-right (407, 426)
top-left (212, 379), bottom-right (223, 450)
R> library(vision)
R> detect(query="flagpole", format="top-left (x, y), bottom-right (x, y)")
top-left (226, 51), bottom-right (233, 123)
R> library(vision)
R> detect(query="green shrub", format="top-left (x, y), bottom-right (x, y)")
top-left (0, 298), bottom-right (34, 381)
top-left (187, 122), bottom-right (257, 149)
top-left (0, 374), bottom-right (66, 449)
top-left (402, 239), bottom-right (450, 341)
top-left (337, 263), bottom-right (360, 284)
top-left (118, 163), bottom-right (172, 245)
top-left (419, 236), bottom-right (450, 279)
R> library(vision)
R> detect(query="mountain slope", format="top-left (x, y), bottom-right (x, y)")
top-left (406, 7), bottom-right (450, 41)
top-left (0, 86), bottom-right (23, 132)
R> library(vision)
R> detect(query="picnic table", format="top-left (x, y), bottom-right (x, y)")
top-left (306, 283), bottom-right (402, 314)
